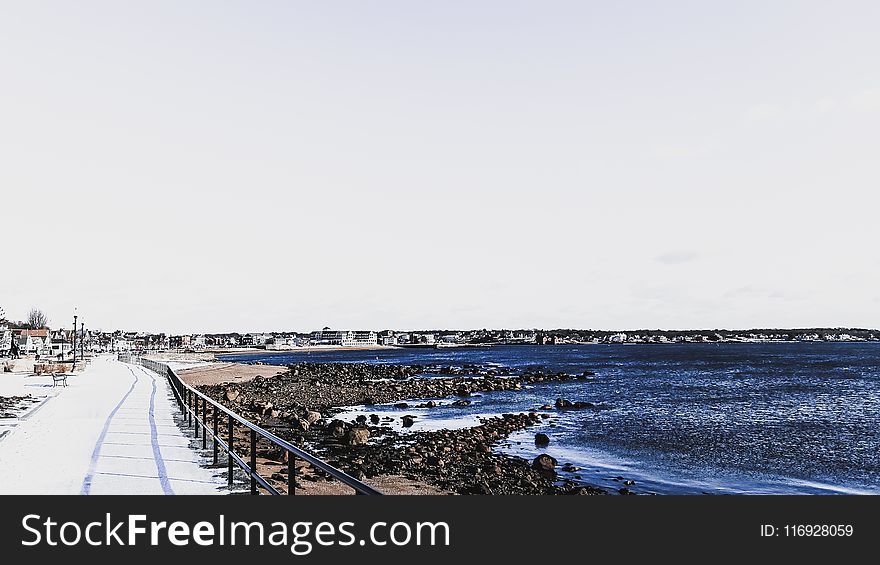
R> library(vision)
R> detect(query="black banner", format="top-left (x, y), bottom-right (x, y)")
top-left (0, 496), bottom-right (875, 561)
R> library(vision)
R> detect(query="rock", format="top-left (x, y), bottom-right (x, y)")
top-left (618, 487), bottom-right (635, 495)
top-left (305, 411), bottom-right (322, 424)
top-left (555, 398), bottom-right (573, 409)
top-left (534, 432), bottom-right (550, 445)
top-left (401, 415), bottom-right (415, 428)
top-left (261, 414), bottom-right (286, 427)
top-left (623, 480), bottom-right (636, 486)
top-left (450, 399), bottom-right (471, 407)
top-left (225, 387), bottom-right (240, 402)
top-left (329, 419), bottom-right (347, 438)
top-left (425, 400), bottom-right (436, 408)
top-left (369, 414), bottom-right (380, 424)
top-left (346, 427), bottom-right (370, 445)
top-left (571, 485), bottom-right (605, 495)
top-left (394, 402), bottom-right (409, 409)
top-left (539, 404), bottom-right (553, 410)
top-left (355, 415), bottom-right (367, 424)
top-left (572, 401), bottom-right (595, 409)
top-left (531, 454), bottom-right (558, 478)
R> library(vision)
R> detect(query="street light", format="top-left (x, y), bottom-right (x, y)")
top-left (72, 310), bottom-right (77, 371)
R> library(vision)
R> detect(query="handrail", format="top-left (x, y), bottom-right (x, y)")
top-left (118, 353), bottom-right (381, 496)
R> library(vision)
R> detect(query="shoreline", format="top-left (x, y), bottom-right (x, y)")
top-left (187, 360), bottom-right (606, 495)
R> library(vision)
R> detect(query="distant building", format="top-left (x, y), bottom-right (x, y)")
top-left (411, 333), bottom-right (436, 345)
top-left (0, 325), bottom-right (11, 356)
top-left (310, 330), bottom-right (377, 347)
top-left (608, 333), bottom-right (627, 343)
top-left (170, 335), bottom-right (192, 349)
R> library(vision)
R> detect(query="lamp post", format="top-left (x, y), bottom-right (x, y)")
top-left (80, 321), bottom-right (85, 361)
top-left (72, 313), bottom-right (78, 370)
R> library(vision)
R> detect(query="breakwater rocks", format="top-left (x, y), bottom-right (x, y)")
top-left (199, 362), bottom-right (593, 413)
top-left (197, 362), bottom-right (608, 495)
top-left (317, 413), bottom-right (607, 495)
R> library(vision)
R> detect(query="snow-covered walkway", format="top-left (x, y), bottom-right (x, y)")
top-left (0, 355), bottom-right (225, 495)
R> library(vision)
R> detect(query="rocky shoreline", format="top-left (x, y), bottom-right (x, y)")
top-left (197, 362), bottom-right (613, 495)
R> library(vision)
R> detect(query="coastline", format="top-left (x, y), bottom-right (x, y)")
top-left (177, 359), bottom-right (603, 495)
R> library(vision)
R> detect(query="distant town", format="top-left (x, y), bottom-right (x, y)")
top-left (2, 306), bottom-right (878, 359)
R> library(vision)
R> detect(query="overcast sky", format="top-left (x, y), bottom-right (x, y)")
top-left (1, 1), bottom-right (878, 334)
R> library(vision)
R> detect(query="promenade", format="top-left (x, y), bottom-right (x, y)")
top-left (0, 355), bottom-right (225, 495)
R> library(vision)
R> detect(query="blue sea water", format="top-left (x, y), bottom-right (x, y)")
top-left (219, 343), bottom-right (880, 495)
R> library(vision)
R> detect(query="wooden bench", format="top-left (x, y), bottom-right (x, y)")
top-left (52, 373), bottom-right (68, 387)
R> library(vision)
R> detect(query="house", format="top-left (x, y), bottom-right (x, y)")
top-left (47, 340), bottom-right (72, 359)
top-left (12, 329), bottom-right (50, 355)
top-left (169, 335), bottom-right (191, 349)
top-left (15, 333), bottom-right (35, 355)
top-left (608, 333), bottom-right (628, 343)
top-left (241, 333), bottom-right (271, 347)
top-left (411, 333), bottom-right (436, 345)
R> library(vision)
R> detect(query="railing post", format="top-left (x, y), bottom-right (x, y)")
top-left (193, 394), bottom-right (199, 439)
top-left (288, 453), bottom-right (295, 495)
top-left (250, 429), bottom-right (257, 495)
top-left (227, 414), bottom-right (234, 488)
top-left (202, 397), bottom-right (207, 450)
top-left (213, 406), bottom-right (219, 465)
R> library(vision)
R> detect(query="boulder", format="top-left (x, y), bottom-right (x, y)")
top-left (225, 387), bottom-right (240, 402)
top-left (401, 415), bottom-right (415, 427)
top-left (305, 411), bottom-right (322, 424)
top-left (261, 414), bottom-right (286, 427)
top-left (534, 433), bottom-right (550, 445)
top-left (555, 398), bottom-right (573, 409)
top-left (531, 454), bottom-right (558, 478)
top-left (329, 419), bottom-right (347, 438)
top-left (346, 427), bottom-right (370, 446)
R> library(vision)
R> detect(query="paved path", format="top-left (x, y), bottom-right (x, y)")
top-left (0, 355), bottom-right (225, 495)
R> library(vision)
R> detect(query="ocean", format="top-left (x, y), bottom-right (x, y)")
top-left (219, 343), bottom-right (880, 495)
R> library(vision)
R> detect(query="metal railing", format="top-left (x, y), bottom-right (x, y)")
top-left (118, 353), bottom-right (381, 496)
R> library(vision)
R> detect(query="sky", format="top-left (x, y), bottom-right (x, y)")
top-left (1, 1), bottom-right (879, 334)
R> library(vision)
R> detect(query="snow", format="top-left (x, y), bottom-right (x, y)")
top-left (0, 355), bottom-right (226, 495)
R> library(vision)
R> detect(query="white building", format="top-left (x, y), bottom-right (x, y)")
top-left (310, 330), bottom-right (377, 347)
top-left (0, 326), bottom-right (11, 356)
top-left (608, 333), bottom-right (628, 343)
